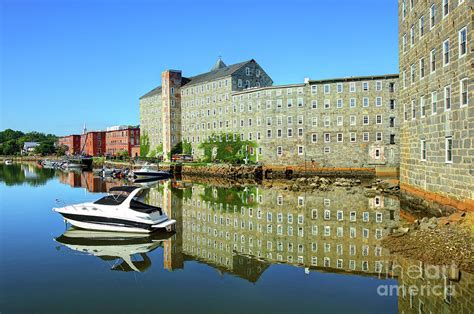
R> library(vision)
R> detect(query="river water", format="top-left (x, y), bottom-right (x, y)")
top-left (0, 163), bottom-right (471, 313)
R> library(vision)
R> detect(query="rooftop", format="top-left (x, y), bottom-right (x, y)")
top-left (307, 74), bottom-right (399, 84)
top-left (140, 58), bottom-right (255, 99)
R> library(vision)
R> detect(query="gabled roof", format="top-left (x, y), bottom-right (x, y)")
top-left (182, 59), bottom-right (253, 88)
top-left (140, 59), bottom-right (254, 99)
top-left (139, 86), bottom-right (162, 100)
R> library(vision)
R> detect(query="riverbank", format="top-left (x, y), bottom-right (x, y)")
top-left (382, 211), bottom-right (474, 273)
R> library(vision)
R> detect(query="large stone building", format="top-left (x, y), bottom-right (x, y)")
top-left (398, 0), bottom-right (473, 211)
top-left (140, 59), bottom-right (399, 169)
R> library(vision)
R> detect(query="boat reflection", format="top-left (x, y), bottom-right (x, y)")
top-left (55, 228), bottom-right (175, 272)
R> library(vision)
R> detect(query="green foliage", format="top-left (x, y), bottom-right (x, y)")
top-left (0, 164), bottom-right (56, 186)
top-left (199, 185), bottom-right (258, 209)
top-left (56, 144), bottom-right (68, 156)
top-left (117, 150), bottom-right (129, 158)
top-left (0, 129), bottom-right (58, 155)
top-left (34, 140), bottom-right (56, 156)
top-left (198, 133), bottom-right (257, 164)
top-left (140, 132), bottom-right (150, 157)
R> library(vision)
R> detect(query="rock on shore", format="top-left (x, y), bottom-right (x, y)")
top-left (382, 212), bottom-right (474, 272)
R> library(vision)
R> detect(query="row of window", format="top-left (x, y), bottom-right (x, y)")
top-left (403, 79), bottom-right (469, 119)
top-left (402, 27), bottom-right (468, 87)
top-left (310, 81), bottom-right (395, 94)
top-left (420, 136), bottom-right (454, 163)
top-left (402, 0), bottom-right (464, 24)
top-left (187, 221), bottom-right (385, 241)
top-left (181, 97), bottom-right (396, 121)
top-left (181, 78), bottom-right (230, 96)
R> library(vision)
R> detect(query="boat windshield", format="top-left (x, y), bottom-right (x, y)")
top-left (93, 192), bottom-right (129, 205)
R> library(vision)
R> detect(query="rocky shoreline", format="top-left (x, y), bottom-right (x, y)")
top-left (382, 211), bottom-right (474, 273)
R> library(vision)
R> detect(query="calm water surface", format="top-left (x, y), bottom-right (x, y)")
top-left (0, 164), bottom-right (470, 313)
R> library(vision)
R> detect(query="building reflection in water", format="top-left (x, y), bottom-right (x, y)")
top-left (58, 170), bottom-right (124, 192)
top-left (55, 174), bottom-right (472, 312)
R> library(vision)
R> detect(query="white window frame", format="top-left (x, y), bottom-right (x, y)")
top-left (444, 85), bottom-right (451, 111)
top-left (459, 27), bottom-right (467, 58)
top-left (460, 78), bottom-right (468, 107)
top-left (443, 39), bottom-right (450, 66)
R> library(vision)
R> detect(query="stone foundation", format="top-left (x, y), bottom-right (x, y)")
top-left (400, 183), bottom-right (474, 216)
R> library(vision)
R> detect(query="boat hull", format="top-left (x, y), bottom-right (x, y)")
top-left (60, 213), bottom-right (175, 234)
top-left (133, 172), bottom-right (171, 180)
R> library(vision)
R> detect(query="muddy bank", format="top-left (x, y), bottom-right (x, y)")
top-left (382, 212), bottom-right (474, 273)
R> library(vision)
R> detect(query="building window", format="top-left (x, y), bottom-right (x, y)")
top-left (445, 137), bottom-right (453, 163)
top-left (419, 15), bottom-right (424, 37)
top-left (363, 115), bottom-right (369, 125)
top-left (390, 134), bottom-right (395, 144)
top-left (245, 67), bottom-right (250, 76)
top-left (362, 81), bottom-right (369, 91)
top-left (444, 85), bottom-right (451, 110)
top-left (324, 147), bottom-right (330, 154)
top-left (412, 99), bottom-right (416, 119)
top-left (376, 81), bottom-right (382, 91)
top-left (337, 99), bottom-right (343, 108)
top-left (311, 133), bottom-right (318, 143)
top-left (287, 99), bottom-right (293, 108)
top-left (337, 133), bottom-right (343, 142)
top-left (430, 4), bottom-right (436, 29)
top-left (277, 129), bottom-right (282, 138)
top-left (390, 117), bottom-right (395, 127)
top-left (238, 79), bottom-right (242, 88)
top-left (311, 100), bottom-right (318, 109)
top-left (363, 132), bottom-right (369, 142)
top-left (298, 146), bottom-right (304, 155)
top-left (460, 78), bottom-right (468, 107)
top-left (459, 27), bottom-right (467, 57)
top-left (419, 58), bottom-right (425, 79)
top-left (277, 146), bottom-right (283, 156)
top-left (337, 116), bottom-right (343, 126)
top-left (324, 133), bottom-right (330, 143)
top-left (421, 139), bottom-right (427, 161)
top-left (350, 98), bottom-right (356, 108)
top-left (410, 64), bottom-right (415, 84)
top-left (363, 97), bottom-right (369, 107)
top-left (420, 96), bottom-right (426, 117)
top-left (376, 132), bottom-right (382, 141)
top-left (410, 25), bottom-right (414, 46)
top-left (324, 84), bottom-right (330, 94)
top-left (443, 39), bottom-right (450, 66)
top-left (267, 129), bottom-right (272, 138)
top-left (287, 128), bottom-right (293, 137)
top-left (442, 0), bottom-right (449, 17)
top-left (375, 97), bottom-right (382, 107)
top-left (324, 99), bottom-right (330, 109)
top-left (430, 49), bottom-right (436, 73)
top-left (376, 115), bottom-right (382, 124)
top-left (350, 82), bottom-right (356, 92)
top-left (337, 83), bottom-right (343, 93)
top-left (431, 91), bottom-right (437, 114)
top-left (350, 115), bottom-right (356, 125)
top-left (350, 132), bottom-right (356, 142)
top-left (324, 116), bottom-right (330, 127)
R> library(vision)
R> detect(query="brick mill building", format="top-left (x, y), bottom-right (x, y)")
top-left (139, 59), bottom-right (400, 169)
top-left (57, 135), bottom-right (81, 155)
top-left (398, 0), bottom-right (473, 211)
top-left (58, 126), bottom-right (140, 157)
top-left (105, 125), bottom-right (140, 157)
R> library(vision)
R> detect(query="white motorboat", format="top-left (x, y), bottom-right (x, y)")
top-left (55, 228), bottom-right (173, 272)
top-left (53, 186), bottom-right (176, 233)
top-left (132, 164), bottom-right (171, 180)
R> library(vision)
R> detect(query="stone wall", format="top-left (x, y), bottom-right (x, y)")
top-left (398, 0), bottom-right (473, 207)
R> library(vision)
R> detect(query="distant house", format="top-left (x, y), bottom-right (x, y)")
top-left (22, 142), bottom-right (40, 155)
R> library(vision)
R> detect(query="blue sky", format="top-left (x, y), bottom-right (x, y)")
top-left (1, 0), bottom-right (398, 136)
